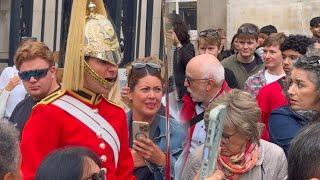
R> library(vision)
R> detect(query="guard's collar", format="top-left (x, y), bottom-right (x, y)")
top-left (68, 87), bottom-right (101, 105)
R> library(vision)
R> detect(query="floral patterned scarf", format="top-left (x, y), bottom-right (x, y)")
top-left (217, 143), bottom-right (259, 180)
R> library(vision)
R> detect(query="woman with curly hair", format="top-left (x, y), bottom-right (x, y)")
top-left (269, 55), bottom-right (320, 154)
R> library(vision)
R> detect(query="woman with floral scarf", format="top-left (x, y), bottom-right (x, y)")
top-left (180, 89), bottom-right (287, 180)
top-left (269, 55), bottom-right (320, 154)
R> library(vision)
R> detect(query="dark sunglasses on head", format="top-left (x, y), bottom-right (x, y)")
top-left (131, 62), bottom-right (161, 70)
top-left (199, 29), bottom-right (219, 37)
top-left (82, 168), bottom-right (106, 180)
top-left (18, 67), bottom-right (51, 81)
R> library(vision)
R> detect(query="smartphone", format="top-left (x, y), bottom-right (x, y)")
top-left (132, 121), bottom-right (150, 140)
top-left (118, 68), bottom-right (128, 90)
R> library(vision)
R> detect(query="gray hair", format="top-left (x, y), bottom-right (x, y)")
top-left (204, 89), bottom-right (263, 144)
top-left (0, 119), bottom-right (20, 179)
top-left (293, 55), bottom-right (320, 90)
top-left (202, 61), bottom-right (225, 86)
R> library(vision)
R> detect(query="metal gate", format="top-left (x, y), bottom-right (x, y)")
top-left (8, 0), bottom-right (138, 67)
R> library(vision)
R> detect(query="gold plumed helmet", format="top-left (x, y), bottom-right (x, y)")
top-left (84, 1), bottom-right (121, 65)
top-left (62, 0), bottom-right (121, 91)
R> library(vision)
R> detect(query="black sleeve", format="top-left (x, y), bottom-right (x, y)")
top-left (224, 68), bottom-right (239, 89)
top-left (178, 43), bottom-right (195, 67)
top-left (9, 97), bottom-right (35, 133)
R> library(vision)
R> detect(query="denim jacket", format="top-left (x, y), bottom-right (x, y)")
top-left (127, 111), bottom-right (186, 180)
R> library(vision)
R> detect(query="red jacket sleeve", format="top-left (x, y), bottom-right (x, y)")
top-left (115, 109), bottom-right (136, 180)
top-left (20, 105), bottom-right (61, 180)
top-left (256, 89), bottom-right (271, 141)
top-left (257, 82), bottom-right (288, 141)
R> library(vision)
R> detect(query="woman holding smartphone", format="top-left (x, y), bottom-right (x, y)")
top-left (126, 57), bottom-right (186, 180)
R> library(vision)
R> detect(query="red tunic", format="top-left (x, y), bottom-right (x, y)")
top-left (256, 80), bottom-right (288, 141)
top-left (20, 90), bottom-right (135, 180)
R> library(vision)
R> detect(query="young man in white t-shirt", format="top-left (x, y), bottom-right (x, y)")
top-left (244, 33), bottom-right (287, 97)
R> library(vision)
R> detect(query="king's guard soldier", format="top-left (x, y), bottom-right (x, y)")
top-left (20, 1), bottom-right (135, 179)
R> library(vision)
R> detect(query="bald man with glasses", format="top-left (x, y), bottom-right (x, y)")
top-left (175, 54), bottom-right (231, 177)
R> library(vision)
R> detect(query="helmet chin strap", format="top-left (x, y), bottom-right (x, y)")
top-left (84, 60), bottom-right (115, 90)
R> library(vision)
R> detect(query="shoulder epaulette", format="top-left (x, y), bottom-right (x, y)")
top-left (108, 100), bottom-right (122, 108)
top-left (35, 89), bottom-right (66, 107)
top-left (102, 96), bottom-right (123, 109)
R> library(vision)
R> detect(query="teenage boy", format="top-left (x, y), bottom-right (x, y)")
top-left (256, 25), bottom-right (278, 57)
top-left (244, 33), bottom-right (286, 97)
top-left (310, 16), bottom-right (320, 43)
top-left (222, 23), bottom-right (264, 89)
top-left (197, 28), bottom-right (238, 88)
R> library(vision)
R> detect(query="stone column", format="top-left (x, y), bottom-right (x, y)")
top-left (0, 0), bottom-right (10, 61)
top-left (197, 0), bottom-right (227, 32)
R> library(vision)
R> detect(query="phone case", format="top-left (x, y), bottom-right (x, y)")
top-left (132, 121), bottom-right (150, 140)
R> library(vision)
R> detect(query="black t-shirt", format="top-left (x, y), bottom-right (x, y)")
top-left (9, 87), bottom-right (61, 134)
top-left (9, 96), bottom-right (38, 133)
top-left (240, 57), bottom-right (258, 73)
top-left (224, 68), bottom-right (239, 89)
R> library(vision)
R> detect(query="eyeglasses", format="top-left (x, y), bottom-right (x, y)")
top-left (131, 62), bottom-right (161, 70)
top-left (18, 67), bottom-right (51, 81)
top-left (221, 132), bottom-right (237, 143)
top-left (82, 168), bottom-right (106, 180)
top-left (237, 26), bottom-right (258, 35)
top-left (199, 29), bottom-right (220, 38)
top-left (185, 76), bottom-right (210, 85)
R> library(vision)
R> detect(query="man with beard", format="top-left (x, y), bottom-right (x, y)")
top-left (20, 1), bottom-right (135, 179)
top-left (183, 54), bottom-right (230, 152)
top-left (175, 54), bottom-right (230, 178)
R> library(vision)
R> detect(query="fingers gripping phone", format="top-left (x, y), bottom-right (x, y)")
top-left (132, 121), bottom-right (150, 140)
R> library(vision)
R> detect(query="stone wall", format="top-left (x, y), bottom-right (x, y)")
top-left (0, 0), bottom-right (10, 60)
top-left (197, 0), bottom-right (320, 48)
top-left (227, 0), bottom-right (320, 47)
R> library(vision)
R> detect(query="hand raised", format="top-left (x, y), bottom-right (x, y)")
top-left (5, 75), bottom-right (21, 91)
top-left (133, 136), bottom-right (166, 166)
top-left (131, 149), bottom-right (146, 168)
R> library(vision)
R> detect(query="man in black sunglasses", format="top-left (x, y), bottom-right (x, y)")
top-left (9, 40), bottom-right (60, 132)
top-left (19, 1), bottom-right (135, 180)
top-left (221, 23), bottom-right (264, 89)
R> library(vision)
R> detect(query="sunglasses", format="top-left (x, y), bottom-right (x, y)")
top-left (131, 62), bottom-right (161, 69)
top-left (199, 29), bottom-right (219, 38)
top-left (185, 76), bottom-right (210, 85)
top-left (82, 168), bottom-right (106, 180)
top-left (237, 26), bottom-right (258, 35)
top-left (18, 67), bottom-right (51, 81)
